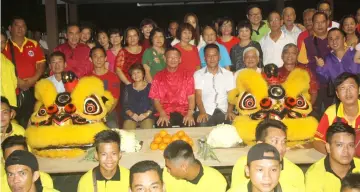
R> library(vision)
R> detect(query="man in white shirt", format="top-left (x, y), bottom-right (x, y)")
top-left (281, 7), bottom-right (302, 44)
top-left (234, 47), bottom-right (262, 82)
top-left (47, 51), bottom-right (66, 93)
top-left (260, 11), bottom-right (295, 67)
top-left (194, 44), bottom-right (236, 126)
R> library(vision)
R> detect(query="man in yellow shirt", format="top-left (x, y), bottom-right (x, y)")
top-left (1, 96), bottom-right (25, 143)
top-left (130, 160), bottom-right (165, 192)
top-left (228, 143), bottom-right (298, 192)
top-left (306, 122), bottom-right (360, 192)
top-left (231, 120), bottom-right (305, 191)
top-left (163, 140), bottom-right (227, 192)
top-left (5, 150), bottom-right (58, 192)
top-left (77, 130), bottom-right (129, 192)
top-left (1, 135), bottom-right (54, 192)
top-left (0, 53), bottom-right (17, 108)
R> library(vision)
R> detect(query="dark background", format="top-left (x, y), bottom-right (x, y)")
top-left (1, 0), bottom-right (360, 32)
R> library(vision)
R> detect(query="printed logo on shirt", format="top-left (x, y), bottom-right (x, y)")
top-left (28, 50), bottom-right (35, 57)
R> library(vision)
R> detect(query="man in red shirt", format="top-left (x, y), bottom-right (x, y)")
top-left (297, 8), bottom-right (316, 50)
top-left (2, 17), bottom-right (46, 127)
top-left (54, 24), bottom-right (92, 78)
top-left (89, 47), bottom-right (120, 128)
top-left (149, 47), bottom-right (195, 128)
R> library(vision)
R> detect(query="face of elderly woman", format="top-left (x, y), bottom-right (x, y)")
top-left (282, 46), bottom-right (298, 71)
top-left (244, 49), bottom-right (259, 69)
top-left (336, 78), bottom-right (359, 106)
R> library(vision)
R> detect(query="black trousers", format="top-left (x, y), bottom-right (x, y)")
top-left (194, 108), bottom-right (231, 127)
top-left (15, 87), bottom-right (35, 128)
top-left (313, 84), bottom-right (334, 119)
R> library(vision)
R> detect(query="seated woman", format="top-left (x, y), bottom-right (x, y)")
top-left (313, 72), bottom-right (360, 157)
top-left (123, 64), bottom-right (154, 129)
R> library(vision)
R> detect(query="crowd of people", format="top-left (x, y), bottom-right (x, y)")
top-left (1, 0), bottom-right (360, 191)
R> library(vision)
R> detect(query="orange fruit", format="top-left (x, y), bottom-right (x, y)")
top-left (163, 135), bottom-right (172, 144)
top-left (159, 143), bottom-right (168, 150)
top-left (153, 136), bottom-right (163, 144)
top-left (181, 136), bottom-right (190, 143)
top-left (150, 142), bottom-right (159, 150)
top-left (159, 130), bottom-right (168, 137)
top-left (171, 135), bottom-right (180, 142)
top-left (176, 130), bottom-right (185, 137)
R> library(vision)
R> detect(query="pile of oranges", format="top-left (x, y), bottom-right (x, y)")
top-left (150, 130), bottom-right (194, 150)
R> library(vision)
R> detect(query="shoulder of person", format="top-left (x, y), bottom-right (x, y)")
top-left (26, 38), bottom-right (39, 47)
top-left (305, 157), bottom-right (326, 176)
top-left (283, 157), bottom-right (303, 174)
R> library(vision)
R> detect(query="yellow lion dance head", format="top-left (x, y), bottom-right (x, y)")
top-left (229, 68), bottom-right (318, 146)
top-left (25, 76), bottom-right (114, 158)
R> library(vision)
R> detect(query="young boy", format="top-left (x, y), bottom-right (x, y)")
top-left (89, 47), bottom-right (120, 128)
top-left (47, 51), bottom-right (66, 93)
top-left (1, 96), bottom-right (25, 143)
top-left (1, 135), bottom-right (54, 192)
top-left (130, 160), bottom-right (165, 192)
top-left (77, 130), bottom-right (129, 191)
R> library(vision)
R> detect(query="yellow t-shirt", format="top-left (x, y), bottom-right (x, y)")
top-left (227, 181), bottom-right (300, 192)
top-left (305, 156), bottom-right (360, 192)
top-left (77, 165), bottom-right (129, 192)
top-left (1, 171), bottom-right (54, 192)
top-left (0, 53), bottom-right (17, 107)
top-left (0, 123), bottom-right (26, 158)
top-left (231, 156), bottom-right (305, 191)
top-left (163, 164), bottom-right (227, 192)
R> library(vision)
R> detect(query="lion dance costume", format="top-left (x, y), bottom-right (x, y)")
top-left (229, 65), bottom-right (318, 146)
top-left (25, 72), bottom-right (114, 158)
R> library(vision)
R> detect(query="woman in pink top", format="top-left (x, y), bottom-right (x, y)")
top-left (217, 18), bottom-right (240, 53)
top-left (174, 23), bottom-right (201, 74)
top-left (97, 30), bottom-right (110, 50)
top-left (106, 28), bottom-right (123, 72)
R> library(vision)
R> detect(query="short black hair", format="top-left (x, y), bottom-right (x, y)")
top-left (246, 4), bottom-right (262, 15)
top-left (94, 130), bottom-right (120, 152)
top-left (89, 46), bottom-right (106, 58)
top-left (326, 122), bottom-right (355, 143)
top-left (66, 23), bottom-right (80, 32)
top-left (128, 63), bottom-right (146, 78)
top-left (130, 160), bottom-right (163, 186)
top-left (10, 16), bottom-right (26, 26)
top-left (50, 51), bottom-right (66, 62)
top-left (204, 43), bottom-right (220, 54)
top-left (334, 72), bottom-right (360, 90)
top-left (202, 25), bottom-right (217, 35)
top-left (341, 173), bottom-right (360, 191)
top-left (267, 11), bottom-right (282, 23)
top-left (1, 96), bottom-right (11, 109)
top-left (124, 27), bottom-right (141, 47)
top-left (165, 47), bottom-right (181, 56)
top-left (80, 25), bottom-right (93, 33)
top-left (317, 0), bottom-right (332, 11)
top-left (312, 11), bottom-right (329, 22)
top-left (140, 18), bottom-right (157, 29)
top-left (255, 120), bottom-right (287, 142)
top-left (1, 135), bottom-right (28, 155)
top-left (176, 23), bottom-right (195, 41)
top-left (163, 140), bottom-right (195, 162)
top-left (237, 20), bottom-right (253, 35)
top-left (327, 28), bottom-right (346, 38)
top-left (149, 28), bottom-right (165, 46)
top-left (108, 28), bottom-right (123, 37)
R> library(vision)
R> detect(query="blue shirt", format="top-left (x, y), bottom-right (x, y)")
top-left (316, 48), bottom-right (360, 82)
top-left (199, 43), bottom-right (231, 68)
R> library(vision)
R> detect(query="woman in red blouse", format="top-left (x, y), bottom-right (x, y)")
top-left (174, 23), bottom-right (201, 74)
top-left (115, 27), bottom-right (144, 85)
top-left (217, 18), bottom-right (240, 53)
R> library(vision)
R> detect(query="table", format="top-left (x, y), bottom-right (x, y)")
top-left (38, 127), bottom-right (325, 173)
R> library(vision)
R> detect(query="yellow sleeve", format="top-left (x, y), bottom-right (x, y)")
top-left (39, 171), bottom-right (54, 188)
top-left (77, 171), bottom-right (93, 192)
top-left (305, 166), bottom-right (324, 192)
top-left (231, 156), bottom-right (248, 188)
top-left (298, 42), bottom-right (309, 64)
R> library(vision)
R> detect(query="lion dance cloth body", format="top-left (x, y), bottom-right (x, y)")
top-left (25, 75), bottom-right (114, 158)
top-left (229, 68), bottom-right (318, 146)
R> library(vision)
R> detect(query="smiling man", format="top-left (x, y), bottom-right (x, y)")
top-left (130, 160), bottom-right (165, 192)
top-left (77, 130), bottom-right (129, 191)
top-left (281, 7), bottom-right (302, 44)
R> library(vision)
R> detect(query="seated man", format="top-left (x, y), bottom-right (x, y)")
top-left (5, 150), bottom-right (59, 192)
top-left (341, 173), bottom-right (360, 192)
top-left (46, 51), bottom-right (66, 93)
top-left (89, 47), bottom-right (120, 128)
top-left (231, 120), bottom-right (305, 190)
top-left (78, 130), bottom-right (129, 191)
top-left (234, 47), bottom-right (262, 81)
top-left (306, 122), bottom-right (360, 192)
top-left (278, 43), bottom-right (318, 105)
top-left (163, 140), bottom-right (227, 192)
top-left (228, 143), bottom-right (298, 192)
top-left (149, 47), bottom-right (196, 128)
top-left (1, 96), bottom-right (25, 143)
top-left (1, 135), bottom-right (54, 192)
top-left (194, 44), bottom-right (235, 126)
top-left (130, 160), bottom-right (164, 192)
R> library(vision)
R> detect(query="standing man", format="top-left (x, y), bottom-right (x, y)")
top-left (297, 9), bottom-right (317, 49)
top-left (281, 7), bottom-right (302, 44)
top-left (317, 0), bottom-right (340, 30)
top-left (54, 24), bottom-right (93, 78)
top-left (166, 21), bottom-right (179, 48)
top-left (2, 17), bottom-right (46, 128)
top-left (194, 44), bottom-right (235, 126)
top-left (246, 4), bottom-right (270, 42)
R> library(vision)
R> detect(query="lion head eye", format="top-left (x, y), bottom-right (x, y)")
top-left (37, 106), bottom-right (47, 117)
top-left (83, 96), bottom-right (103, 115)
top-left (239, 92), bottom-right (257, 110)
top-left (295, 95), bottom-right (309, 110)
